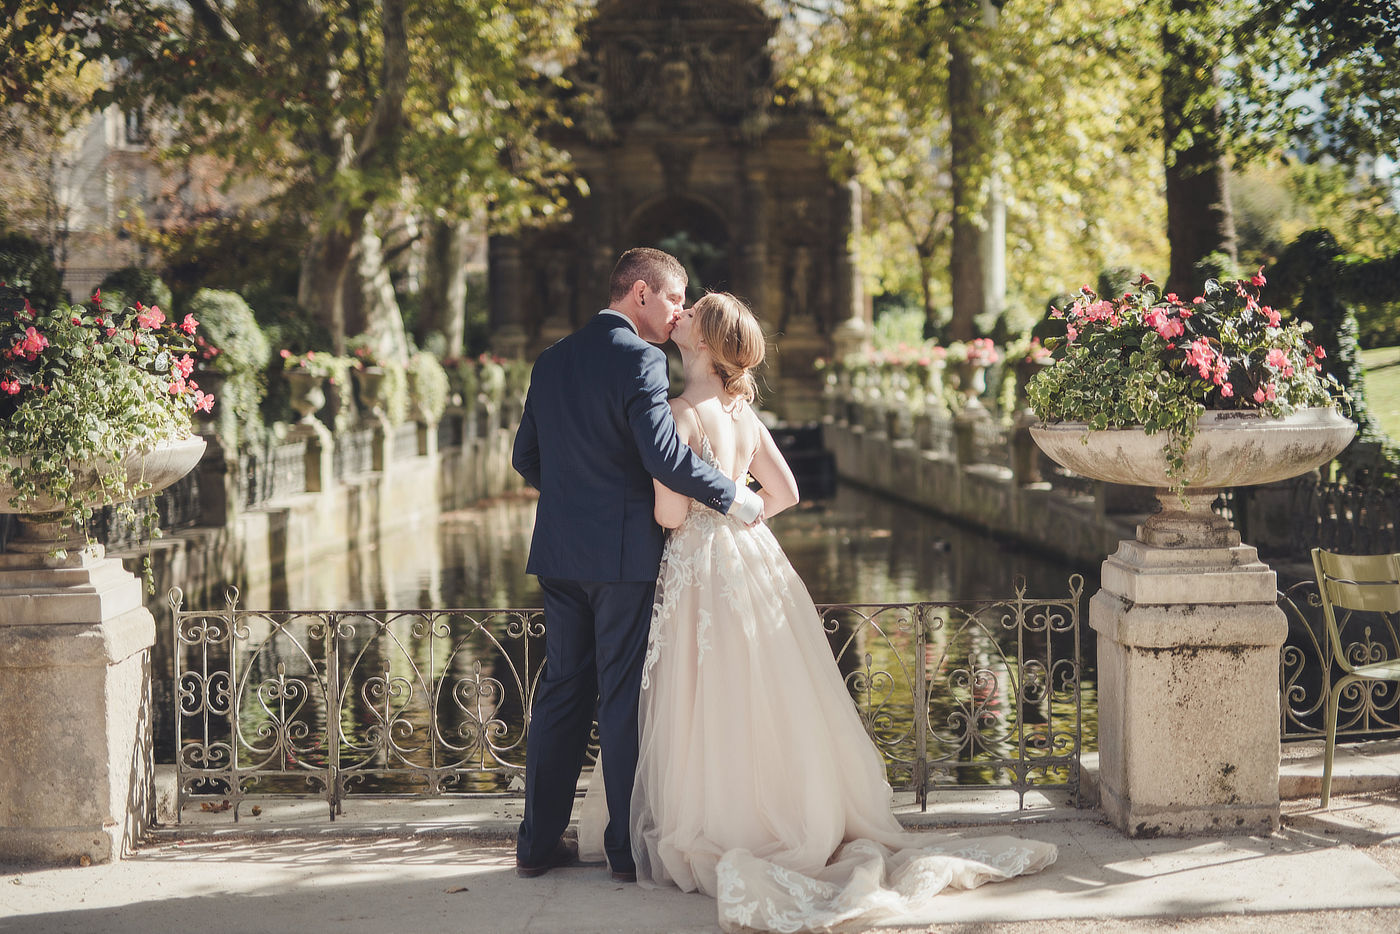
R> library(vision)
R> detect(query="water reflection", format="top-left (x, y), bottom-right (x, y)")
top-left (250, 484), bottom-right (1099, 611)
top-left (170, 485), bottom-right (1098, 799)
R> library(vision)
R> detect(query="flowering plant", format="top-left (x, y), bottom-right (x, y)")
top-left (1027, 270), bottom-right (1344, 484)
top-left (946, 337), bottom-right (1001, 368)
top-left (279, 348), bottom-right (349, 381)
top-left (0, 290), bottom-right (214, 570)
top-left (346, 335), bottom-right (385, 370)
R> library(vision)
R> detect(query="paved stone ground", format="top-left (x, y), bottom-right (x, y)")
top-left (3, 743), bottom-right (1400, 933)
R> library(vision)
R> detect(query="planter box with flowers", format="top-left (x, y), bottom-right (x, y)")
top-left (0, 288), bottom-right (213, 865)
top-left (1025, 270), bottom-right (1354, 838)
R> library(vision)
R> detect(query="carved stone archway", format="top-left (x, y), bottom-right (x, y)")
top-left (488, 0), bottom-right (868, 419)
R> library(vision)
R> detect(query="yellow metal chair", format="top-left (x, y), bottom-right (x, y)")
top-left (1310, 547), bottom-right (1400, 806)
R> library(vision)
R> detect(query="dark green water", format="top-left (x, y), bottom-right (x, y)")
top-left (165, 484), bottom-right (1099, 788)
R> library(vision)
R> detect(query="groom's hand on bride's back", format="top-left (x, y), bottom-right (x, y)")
top-left (729, 485), bottom-right (764, 526)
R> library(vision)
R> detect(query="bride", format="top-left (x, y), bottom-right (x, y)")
top-left (582, 292), bottom-right (1056, 933)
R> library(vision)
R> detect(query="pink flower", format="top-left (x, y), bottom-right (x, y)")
top-left (136, 306), bottom-right (165, 329)
top-left (13, 326), bottom-right (48, 361)
top-left (1314, 345), bottom-right (1326, 359)
top-left (1144, 307), bottom-right (1185, 340)
top-left (1219, 382), bottom-right (1234, 398)
top-left (175, 354), bottom-right (194, 380)
top-left (0, 377), bottom-right (19, 395)
top-left (1183, 339), bottom-right (1215, 379)
top-left (1266, 348), bottom-right (1288, 369)
top-left (1252, 268), bottom-right (1267, 288)
top-left (1262, 305), bottom-right (1281, 328)
top-left (195, 390), bottom-right (215, 413)
top-left (280, 348), bottom-right (292, 359)
top-left (180, 313), bottom-right (198, 335)
top-left (1253, 387), bottom-right (1266, 403)
top-left (1066, 324), bottom-right (1079, 342)
top-left (1192, 296), bottom-right (1205, 305)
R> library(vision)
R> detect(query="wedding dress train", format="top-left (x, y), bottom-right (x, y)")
top-left (580, 442), bottom-right (1056, 932)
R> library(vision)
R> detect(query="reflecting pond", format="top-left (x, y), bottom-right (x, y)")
top-left (249, 483), bottom-right (1100, 612)
top-left (163, 484), bottom-right (1100, 796)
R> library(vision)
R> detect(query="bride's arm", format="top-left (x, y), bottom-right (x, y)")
top-left (654, 402), bottom-right (697, 528)
top-left (747, 416), bottom-right (800, 519)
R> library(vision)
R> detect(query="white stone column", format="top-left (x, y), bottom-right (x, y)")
top-left (0, 539), bottom-right (155, 864)
top-left (1091, 492), bottom-right (1285, 836)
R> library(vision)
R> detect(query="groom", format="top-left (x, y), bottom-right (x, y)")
top-left (511, 247), bottom-right (763, 882)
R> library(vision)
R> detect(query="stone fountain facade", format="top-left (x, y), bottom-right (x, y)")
top-left (487, 0), bottom-right (868, 421)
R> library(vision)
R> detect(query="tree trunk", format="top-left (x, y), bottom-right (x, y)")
top-left (946, 3), bottom-right (994, 342)
top-left (351, 213), bottom-right (411, 362)
top-left (296, 0), bottom-right (411, 351)
top-left (419, 217), bottom-right (472, 358)
top-left (298, 215), bottom-right (360, 354)
top-left (1162, 0), bottom-right (1237, 297)
top-left (917, 248), bottom-right (940, 339)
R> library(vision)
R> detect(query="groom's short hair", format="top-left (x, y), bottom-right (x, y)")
top-left (609, 248), bottom-right (687, 302)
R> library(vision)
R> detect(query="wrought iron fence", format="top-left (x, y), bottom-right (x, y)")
top-left (1290, 476), bottom-right (1400, 556)
top-left (332, 428), bottom-right (376, 482)
top-left (239, 438), bottom-right (308, 509)
top-left (170, 576), bottom-right (1085, 821)
top-left (1281, 578), bottom-right (1400, 740)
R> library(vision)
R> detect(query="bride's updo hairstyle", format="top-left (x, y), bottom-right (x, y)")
top-left (692, 291), bottom-right (765, 403)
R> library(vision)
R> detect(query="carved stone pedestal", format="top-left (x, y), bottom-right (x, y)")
top-left (1091, 525), bottom-right (1286, 837)
top-left (0, 547), bottom-right (154, 864)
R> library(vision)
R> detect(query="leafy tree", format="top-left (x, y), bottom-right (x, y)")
top-left (0, 19), bottom-right (105, 273)
top-left (4, 0), bottom-right (582, 357)
top-left (0, 232), bottom-right (65, 309)
top-left (788, 0), bottom-right (1165, 339)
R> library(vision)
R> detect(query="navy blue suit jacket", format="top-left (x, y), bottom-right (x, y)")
top-left (512, 312), bottom-right (737, 582)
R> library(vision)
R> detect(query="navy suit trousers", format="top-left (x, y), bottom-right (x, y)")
top-left (517, 577), bottom-right (656, 873)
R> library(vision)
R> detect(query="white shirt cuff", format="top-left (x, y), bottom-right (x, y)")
top-left (728, 485), bottom-right (762, 524)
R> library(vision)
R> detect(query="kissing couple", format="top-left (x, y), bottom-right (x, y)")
top-left (511, 247), bottom-right (1056, 933)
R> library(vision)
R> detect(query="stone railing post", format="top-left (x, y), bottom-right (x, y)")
top-left (954, 407), bottom-right (989, 466)
top-left (288, 419), bottom-right (334, 493)
top-left (1010, 411), bottom-right (1042, 485)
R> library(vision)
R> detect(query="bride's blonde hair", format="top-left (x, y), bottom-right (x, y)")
top-left (693, 291), bottom-right (765, 403)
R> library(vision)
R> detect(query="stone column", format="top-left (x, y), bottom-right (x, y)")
top-left (0, 530), bottom-right (154, 864)
top-left (831, 179), bottom-right (869, 363)
top-left (488, 235), bottom-right (529, 359)
top-left (739, 165), bottom-right (769, 318)
top-left (1091, 491), bottom-right (1285, 836)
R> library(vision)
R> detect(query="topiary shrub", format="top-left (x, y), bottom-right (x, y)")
top-left (407, 352), bottom-right (450, 424)
top-left (184, 288), bottom-right (270, 447)
top-left (98, 266), bottom-right (172, 312)
top-left (0, 232), bottom-right (64, 309)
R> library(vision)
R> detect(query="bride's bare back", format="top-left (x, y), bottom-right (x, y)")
top-left (653, 393), bottom-right (798, 529)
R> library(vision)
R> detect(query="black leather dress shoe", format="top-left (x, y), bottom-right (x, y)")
top-left (610, 868), bottom-right (637, 883)
top-left (516, 840), bottom-right (579, 878)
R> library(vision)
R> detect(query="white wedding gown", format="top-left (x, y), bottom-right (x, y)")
top-left (581, 439), bottom-right (1057, 932)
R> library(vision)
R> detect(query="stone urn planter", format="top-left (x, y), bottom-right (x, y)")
top-left (1030, 407), bottom-right (1355, 547)
top-left (1029, 406), bottom-right (1354, 838)
top-left (286, 369), bottom-right (326, 425)
top-left (355, 365), bottom-right (387, 420)
top-left (950, 360), bottom-right (988, 411)
top-left (1, 435), bottom-right (208, 556)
